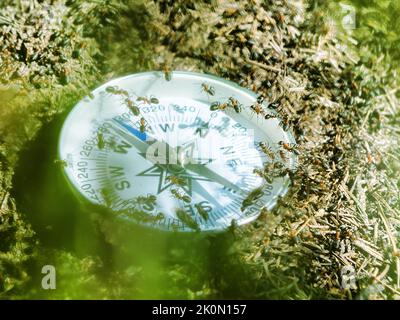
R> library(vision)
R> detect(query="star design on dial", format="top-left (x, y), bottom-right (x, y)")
top-left (136, 141), bottom-right (212, 196)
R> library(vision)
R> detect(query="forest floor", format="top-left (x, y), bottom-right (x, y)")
top-left (0, 0), bottom-right (399, 299)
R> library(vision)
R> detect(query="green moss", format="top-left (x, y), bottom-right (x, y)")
top-left (0, 0), bottom-right (399, 299)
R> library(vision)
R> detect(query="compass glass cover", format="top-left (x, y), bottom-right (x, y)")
top-left (59, 71), bottom-right (296, 232)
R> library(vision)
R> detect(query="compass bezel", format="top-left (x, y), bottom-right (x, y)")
top-left (58, 71), bottom-right (297, 232)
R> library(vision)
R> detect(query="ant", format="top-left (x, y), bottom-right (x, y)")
top-left (210, 101), bottom-right (228, 111)
top-left (279, 150), bottom-right (288, 162)
top-left (201, 82), bottom-right (215, 96)
top-left (97, 132), bottom-right (106, 150)
top-left (105, 86), bottom-right (140, 116)
top-left (171, 188), bottom-right (191, 203)
top-left (125, 98), bottom-right (140, 116)
top-left (279, 115), bottom-right (291, 132)
top-left (194, 203), bottom-right (209, 221)
top-left (264, 112), bottom-right (278, 120)
top-left (253, 168), bottom-right (273, 184)
top-left (241, 187), bottom-right (264, 212)
top-left (259, 142), bottom-right (276, 160)
top-left (166, 175), bottom-right (187, 187)
top-left (278, 141), bottom-right (300, 155)
top-left (175, 208), bottom-right (200, 231)
top-left (228, 97), bottom-right (242, 113)
top-left (250, 102), bottom-right (265, 117)
top-left (137, 95), bottom-right (159, 105)
top-left (105, 86), bottom-right (129, 97)
top-left (135, 194), bottom-right (157, 207)
top-left (139, 117), bottom-right (147, 133)
top-left (54, 159), bottom-right (68, 168)
top-left (162, 64), bottom-right (172, 81)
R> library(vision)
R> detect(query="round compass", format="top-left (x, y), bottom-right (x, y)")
top-left (58, 71), bottom-right (297, 232)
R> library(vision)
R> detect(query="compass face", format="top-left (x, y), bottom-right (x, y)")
top-left (59, 71), bottom-right (296, 232)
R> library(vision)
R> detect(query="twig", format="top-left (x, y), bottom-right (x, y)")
top-left (245, 59), bottom-right (281, 72)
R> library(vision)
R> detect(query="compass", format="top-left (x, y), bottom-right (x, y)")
top-left (58, 71), bottom-right (297, 232)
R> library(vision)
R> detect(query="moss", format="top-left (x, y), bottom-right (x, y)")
top-left (0, 0), bottom-right (399, 299)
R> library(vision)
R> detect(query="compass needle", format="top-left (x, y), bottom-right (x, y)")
top-left (186, 163), bottom-right (242, 195)
top-left (191, 179), bottom-right (221, 210)
top-left (111, 120), bottom-right (148, 154)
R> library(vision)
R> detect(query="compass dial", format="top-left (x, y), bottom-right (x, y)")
top-left (59, 71), bottom-right (296, 232)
